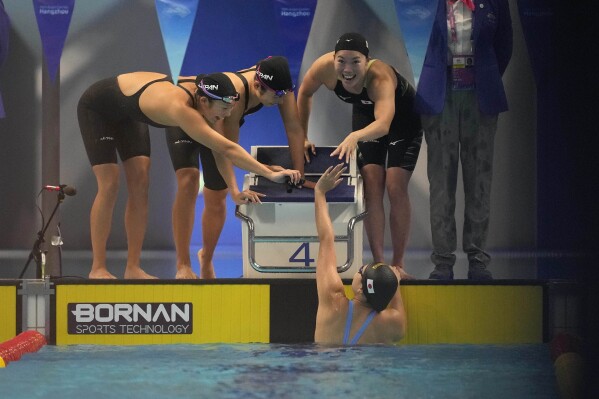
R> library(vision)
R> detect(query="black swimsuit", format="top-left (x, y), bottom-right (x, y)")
top-left (333, 62), bottom-right (423, 171)
top-left (77, 76), bottom-right (173, 165)
top-left (165, 71), bottom-right (263, 191)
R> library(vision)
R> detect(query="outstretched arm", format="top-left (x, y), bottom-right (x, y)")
top-left (298, 55), bottom-right (333, 162)
top-left (214, 116), bottom-right (265, 204)
top-left (212, 153), bottom-right (265, 204)
top-left (314, 164), bottom-right (347, 306)
top-left (278, 93), bottom-right (307, 175)
top-left (297, 68), bottom-right (320, 145)
top-left (330, 64), bottom-right (397, 163)
top-left (173, 104), bottom-right (301, 184)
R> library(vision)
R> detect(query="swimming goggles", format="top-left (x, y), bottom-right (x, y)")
top-left (198, 79), bottom-right (239, 104)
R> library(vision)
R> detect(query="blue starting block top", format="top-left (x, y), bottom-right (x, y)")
top-left (251, 147), bottom-right (354, 203)
top-left (256, 146), bottom-right (349, 174)
top-left (249, 177), bottom-right (355, 203)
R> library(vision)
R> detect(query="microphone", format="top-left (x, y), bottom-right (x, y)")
top-left (43, 184), bottom-right (77, 196)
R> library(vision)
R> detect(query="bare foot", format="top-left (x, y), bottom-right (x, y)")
top-left (198, 249), bottom-right (216, 279)
top-left (393, 265), bottom-right (416, 280)
top-left (176, 266), bottom-right (199, 279)
top-left (124, 267), bottom-right (158, 279)
top-left (89, 269), bottom-right (117, 279)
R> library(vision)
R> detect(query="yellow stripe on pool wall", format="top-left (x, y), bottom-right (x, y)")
top-left (55, 284), bottom-right (269, 345)
top-left (196, 284), bottom-right (269, 343)
top-left (343, 284), bottom-right (543, 344)
top-left (0, 286), bottom-right (17, 343)
top-left (54, 282), bottom-right (541, 345)
top-left (401, 285), bottom-right (543, 344)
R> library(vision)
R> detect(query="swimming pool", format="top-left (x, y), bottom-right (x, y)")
top-left (0, 344), bottom-right (557, 398)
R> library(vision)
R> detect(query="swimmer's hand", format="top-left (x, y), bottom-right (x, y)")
top-left (330, 133), bottom-right (358, 164)
top-left (304, 139), bottom-right (316, 163)
top-left (231, 189), bottom-right (265, 205)
top-left (267, 165), bottom-right (311, 189)
top-left (315, 164), bottom-right (346, 194)
top-left (267, 168), bottom-right (301, 184)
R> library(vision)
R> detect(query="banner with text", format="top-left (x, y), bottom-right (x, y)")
top-left (271, 0), bottom-right (316, 84)
top-left (33, 0), bottom-right (74, 82)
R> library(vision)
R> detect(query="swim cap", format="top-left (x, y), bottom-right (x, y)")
top-left (195, 72), bottom-right (239, 102)
top-left (255, 56), bottom-right (294, 91)
top-left (361, 262), bottom-right (398, 312)
top-left (334, 32), bottom-right (369, 57)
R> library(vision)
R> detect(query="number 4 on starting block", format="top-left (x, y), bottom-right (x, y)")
top-left (288, 243), bottom-right (315, 267)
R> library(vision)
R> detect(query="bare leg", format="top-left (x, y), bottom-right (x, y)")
top-left (387, 167), bottom-right (415, 279)
top-left (89, 164), bottom-right (120, 279)
top-left (198, 187), bottom-right (228, 279)
top-left (360, 164), bottom-right (386, 263)
top-left (121, 156), bottom-right (156, 279)
top-left (172, 168), bottom-right (199, 279)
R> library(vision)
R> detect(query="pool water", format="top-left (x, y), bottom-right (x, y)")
top-left (0, 344), bottom-right (558, 399)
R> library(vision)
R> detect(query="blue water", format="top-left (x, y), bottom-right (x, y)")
top-left (0, 344), bottom-right (558, 399)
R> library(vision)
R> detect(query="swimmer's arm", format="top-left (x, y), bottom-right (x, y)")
top-left (354, 73), bottom-right (396, 142)
top-left (297, 55), bottom-right (331, 141)
top-left (278, 93), bottom-right (312, 185)
top-left (215, 118), bottom-right (242, 196)
top-left (314, 166), bottom-right (347, 306)
top-left (330, 75), bottom-right (396, 163)
top-left (213, 119), bottom-right (266, 204)
top-left (173, 105), bottom-right (295, 183)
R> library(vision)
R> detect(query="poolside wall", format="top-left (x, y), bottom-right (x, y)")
top-left (1, 279), bottom-right (557, 346)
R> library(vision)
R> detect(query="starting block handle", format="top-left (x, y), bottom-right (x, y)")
top-left (235, 206), bottom-right (367, 274)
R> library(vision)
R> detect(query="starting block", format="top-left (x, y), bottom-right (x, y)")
top-left (236, 146), bottom-right (366, 278)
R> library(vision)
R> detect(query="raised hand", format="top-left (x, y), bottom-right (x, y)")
top-left (315, 164), bottom-right (346, 194)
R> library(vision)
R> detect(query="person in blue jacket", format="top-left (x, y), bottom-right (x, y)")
top-left (415, 0), bottom-right (512, 280)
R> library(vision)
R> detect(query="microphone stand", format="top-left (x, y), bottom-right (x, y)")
top-left (19, 190), bottom-right (66, 279)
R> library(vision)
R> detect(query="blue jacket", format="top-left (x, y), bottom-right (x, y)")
top-left (415, 0), bottom-right (512, 115)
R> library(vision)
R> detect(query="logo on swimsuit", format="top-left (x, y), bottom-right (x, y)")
top-left (256, 71), bottom-right (274, 81)
top-left (360, 100), bottom-right (373, 105)
top-left (200, 84), bottom-right (219, 91)
top-left (389, 139), bottom-right (404, 146)
top-left (338, 95), bottom-right (351, 100)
